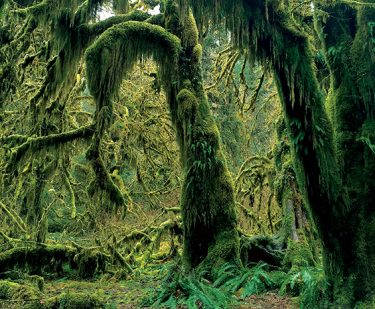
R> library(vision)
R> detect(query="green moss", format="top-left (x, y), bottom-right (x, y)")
top-left (282, 240), bottom-right (315, 269)
top-left (44, 292), bottom-right (105, 309)
top-left (0, 245), bottom-right (105, 279)
top-left (0, 280), bottom-right (41, 309)
top-left (181, 10), bottom-right (198, 48)
top-left (88, 10), bottom-right (150, 35)
top-left (176, 89), bottom-right (198, 122)
top-left (239, 235), bottom-right (284, 267)
top-left (196, 230), bottom-right (240, 274)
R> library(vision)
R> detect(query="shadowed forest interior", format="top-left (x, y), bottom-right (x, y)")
top-left (0, 0), bottom-right (374, 308)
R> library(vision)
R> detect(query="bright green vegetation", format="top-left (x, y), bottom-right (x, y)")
top-left (1, 0), bottom-right (374, 308)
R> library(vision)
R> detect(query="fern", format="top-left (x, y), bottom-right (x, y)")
top-left (186, 294), bottom-right (200, 309)
top-left (142, 261), bottom-right (328, 308)
top-left (222, 270), bottom-right (251, 293)
top-left (279, 266), bottom-right (329, 308)
top-left (162, 295), bottom-right (178, 309)
top-left (212, 263), bottom-right (238, 288)
top-left (241, 264), bottom-right (274, 298)
top-left (215, 262), bottom-right (275, 298)
top-left (142, 262), bottom-right (234, 308)
top-left (299, 267), bottom-right (328, 308)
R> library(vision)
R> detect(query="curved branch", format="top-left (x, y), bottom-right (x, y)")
top-left (85, 20), bottom-right (180, 105)
top-left (87, 10), bottom-right (150, 36)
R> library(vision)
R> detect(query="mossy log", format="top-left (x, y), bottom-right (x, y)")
top-left (0, 244), bottom-right (105, 279)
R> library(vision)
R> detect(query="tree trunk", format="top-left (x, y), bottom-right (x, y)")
top-left (314, 3), bottom-right (375, 304)
top-left (169, 6), bottom-right (240, 272)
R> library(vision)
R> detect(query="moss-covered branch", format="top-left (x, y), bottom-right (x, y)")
top-left (87, 10), bottom-right (150, 35)
top-left (86, 142), bottom-right (128, 211)
top-left (85, 21), bottom-right (180, 105)
top-left (4, 124), bottom-right (95, 170)
top-left (0, 202), bottom-right (27, 234)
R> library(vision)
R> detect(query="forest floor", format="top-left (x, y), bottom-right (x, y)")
top-left (0, 233), bottom-right (298, 308)
top-left (0, 276), bottom-right (296, 308)
top-left (38, 279), bottom-right (296, 309)
top-left (37, 271), bottom-right (297, 309)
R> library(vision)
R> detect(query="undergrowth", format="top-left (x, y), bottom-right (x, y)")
top-left (142, 260), bottom-right (329, 308)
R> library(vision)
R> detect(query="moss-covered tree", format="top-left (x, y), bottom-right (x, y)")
top-left (313, 1), bottom-right (375, 304)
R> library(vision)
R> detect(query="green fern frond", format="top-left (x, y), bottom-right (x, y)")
top-left (278, 266), bottom-right (328, 308)
top-left (240, 266), bottom-right (274, 298)
top-left (222, 270), bottom-right (251, 292)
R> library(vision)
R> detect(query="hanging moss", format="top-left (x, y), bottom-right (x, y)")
top-left (313, 3), bottom-right (375, 304)
top-left (85, 21), bottom-right (180, 211)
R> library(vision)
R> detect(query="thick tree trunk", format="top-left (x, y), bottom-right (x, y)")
top-left (315, 4), bottom-right (375, 304)
top-left (170, 8), bottom-right (240, 271)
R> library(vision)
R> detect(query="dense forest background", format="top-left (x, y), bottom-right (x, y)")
top-left (0, 0), bottom-right (374, 308)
